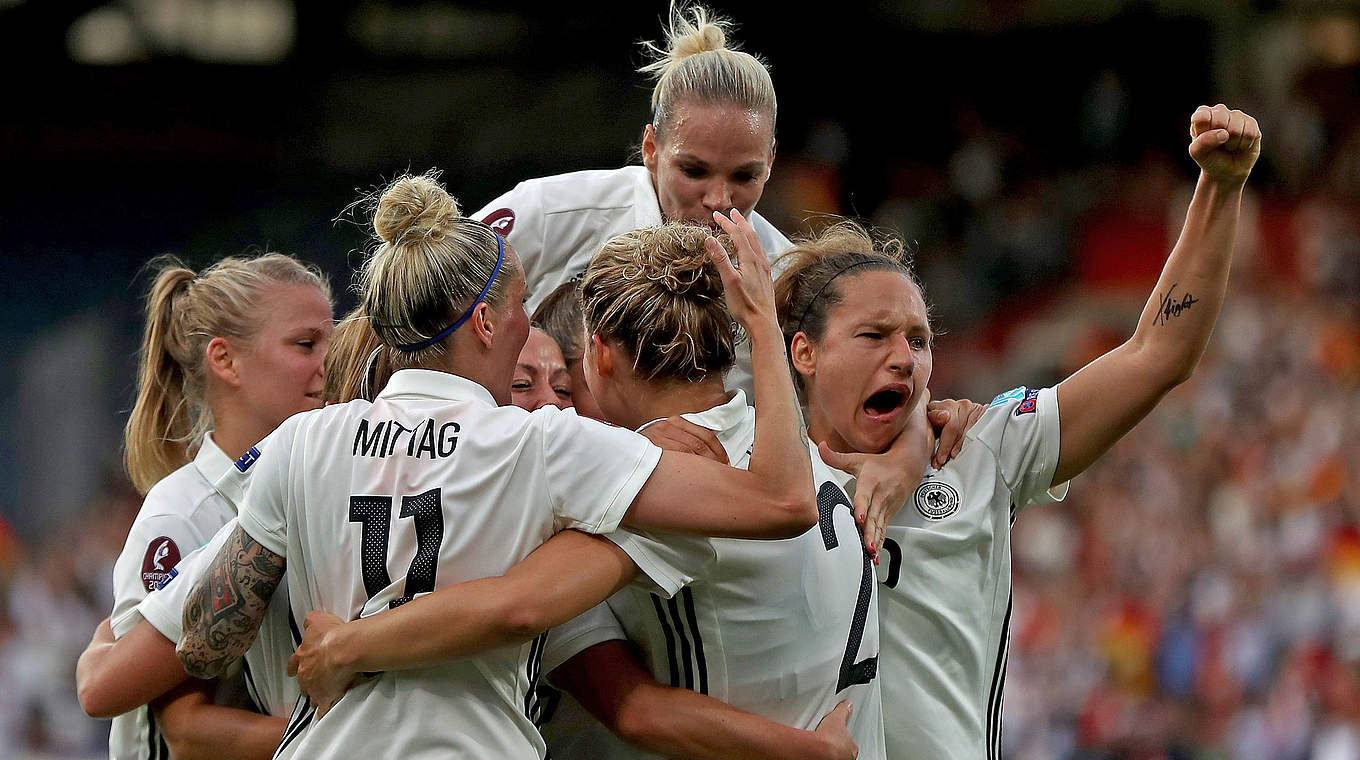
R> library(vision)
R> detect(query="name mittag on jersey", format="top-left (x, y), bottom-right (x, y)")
top-left (235, 446), bottom-right (262, 472)
top-left (353, 417), bottom-right (460, 460)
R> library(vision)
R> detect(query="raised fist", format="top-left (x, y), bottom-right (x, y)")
top-left (1189, 104), bottom-right (1262, 185)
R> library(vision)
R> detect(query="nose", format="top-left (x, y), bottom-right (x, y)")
top-left (702, 180), bottom-right (733, 212)
top-left (886, 334), bottom-right (914, 376)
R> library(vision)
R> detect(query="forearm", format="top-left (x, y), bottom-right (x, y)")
top-left (154, 682), bottom-right (287, 760)
top-left (746, 319), bottom-right (814, 500)
top-left (1127, 173), bottom-right (1244, 381)
top-left (614, 686), bottom-right (839, 760)
top-left (323, 531), bottom-right (634, 673)
top-left (78, 618), bottom-right (188, 717)
top-left (178, 525), bottom-right (284, 679)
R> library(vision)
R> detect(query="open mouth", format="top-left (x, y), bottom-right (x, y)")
top-left (862, 385), bottom-right (909, 419)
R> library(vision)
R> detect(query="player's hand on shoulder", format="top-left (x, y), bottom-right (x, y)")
top-left (1189, 104), bottom-right (1262, 185)
top-left (289, 610), bottom-right (357, 718)
top-left (812, 699), bottom-right (859, 760)
top-left (640, 417), bottom-right (729, 464)
top-left (926, 396), bottom-right (985, 469)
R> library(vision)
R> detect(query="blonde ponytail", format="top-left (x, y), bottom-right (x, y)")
top-left (639, 3), bottom-right (776, 142)
top-left (124, 253), bottom-right (331, 493)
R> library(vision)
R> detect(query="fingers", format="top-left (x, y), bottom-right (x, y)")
top-left (1190, 104), bottom-right (1213, 139)
top-left (288, 651), bottom-right (300, 677)
top-left (651, 417), bottom-right (729, 464)
top-left (704, 236), bottom-right (737, 282)
top-left (818, 440), bottom-right (863, 476)
top-left (1188, 128), bottom-right (1230, 163)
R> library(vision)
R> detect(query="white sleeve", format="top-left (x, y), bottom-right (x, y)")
top-left (542, 602), bottom-right (627, 678)
top-left (972, 385), bottom-right (1068, 512)
top-left (136, 520), bottom-right (238, 642)
top-left (539, 410), bottom-right (663, 536)
top-left (472, 180), bottom-right (549, 299)
top-left (110, 510), bottom-right (206, 637)
top-left (606, 529), bottom-right (716, 598)
top-left (236, 420), bottom-right (301, 558)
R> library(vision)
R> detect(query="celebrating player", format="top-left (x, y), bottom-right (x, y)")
top-left (774, 105), bottom-right (1261, 758)
top-left (90, 254), bottom-right (332, 759)
top-left (176, 173), bottom-right (818, 758)
top-left (510, 326), bottom-right (574, 411)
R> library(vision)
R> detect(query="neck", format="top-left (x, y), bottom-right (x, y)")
top-left (208, 402), bottom-right (275, 462)
top-left (806, 398), bottom-right (850, 454)
top-left (618, 376), bottom-right (731, 431)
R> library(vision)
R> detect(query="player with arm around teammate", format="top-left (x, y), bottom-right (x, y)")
top-left (85, 253), bottom-right (332, 760)
top-left (176, 173), bottom-right (817, 759)
top-left (774, 105), bottom-right (1261, 759)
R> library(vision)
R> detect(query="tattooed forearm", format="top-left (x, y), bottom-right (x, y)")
top-left (1153, 282), bottom-right (1199, 326)
top-left (176, 524), bottom-right (286, 679)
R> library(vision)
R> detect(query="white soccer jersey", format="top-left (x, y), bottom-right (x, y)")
top-left (866, 386), bottom-right (1069, 760)
top-left (108, 434), bottom-right (255, 760)
top-left (471, 166), bottom-right (792, 400)
top-left (138, 518), bottom-right (299, 720)
top-left (539, 392), bottom-right (886, 760)
top-left (235, 369), bottom-right (669, 759)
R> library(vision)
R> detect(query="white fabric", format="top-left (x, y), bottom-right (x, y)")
top-left (539, 392), bottom-right (886, 760)
top-left (868, 385), bottom-right (1069, 760)
top-left (471, 166), bottom-right (792, 400)
top-left (236, 368), bottom-right (664, 759)
top-left (108, 435), bottom-right (248, 760)
top-left (138, 518), bottom-right (299, 719)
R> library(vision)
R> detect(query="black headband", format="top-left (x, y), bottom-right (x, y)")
top-left (794, 259), bottom-right (880, 334)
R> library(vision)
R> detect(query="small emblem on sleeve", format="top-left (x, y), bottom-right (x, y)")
top-left (482, 208), bottom-right (516, 237)
top-left (990, 387), bottom-right (1027, 407)
top-left (154, 567), bottom-right (179, 591)
top-left (141, 537), bottom-right (182, 591)
top-left (914, 481), bottom-right (961, 520)
top-left (235, 446), bottom-right (261, 472)
top-left (1014, 388), bottom-right (1040, 416)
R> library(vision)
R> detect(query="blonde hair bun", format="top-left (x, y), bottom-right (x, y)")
top-left (373, 174), bottom-right (462, 246)
top-left (656, 5), bottom-right (731, 62)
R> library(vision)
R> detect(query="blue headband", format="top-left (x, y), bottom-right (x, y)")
top-left (396, 231), bottom-right (505, 352)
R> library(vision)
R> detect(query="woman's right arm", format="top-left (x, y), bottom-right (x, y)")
top-left (153, 681), bottom-right (287, 760)
top-left (621, 210), bottom-right (816, 540)
top-left (555, 641), bottom-right (857, 760)
top-left (76, 617), bottom-right (189, 718)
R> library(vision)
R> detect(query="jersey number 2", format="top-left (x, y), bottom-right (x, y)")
top-left (817, 481), bottom-right (879, 692)
top-left (349, 488), bottom-right (444, 609)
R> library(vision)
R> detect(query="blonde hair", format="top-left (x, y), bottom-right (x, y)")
top-left (125, 253), bottom-right (331, 494)
top-left (581, 223), bottom-right (738, 384)
top-left (531, 280), bottom-right (585, 364)
top-left (323, 306), bottom-right (393, 404)
top-left (358, 172), bottom-right (520, 371)
top-left (774, 222), bottom-right (924, 400)
top-left (639, 3), bottom-right (776, 143)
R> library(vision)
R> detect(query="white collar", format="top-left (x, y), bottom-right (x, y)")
top-left (377, 369), bottom-right (498, 407)
top-left (637, 389), bottom-right (748, 434)
top-left (629, 165), bottom-right (665, 230)
top-left (193, 434), bottom-right (243, 513)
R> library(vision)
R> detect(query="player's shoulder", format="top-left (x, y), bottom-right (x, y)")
top-left (140, 459), bottom-right (221, 521)
top-left (525, 167), bottom-right (641, 215)
top-left (964, 385), bottom-right (1057, 455)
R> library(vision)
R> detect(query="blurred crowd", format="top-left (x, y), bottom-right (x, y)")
top-left (2, 12), bottom-right (1358, 760)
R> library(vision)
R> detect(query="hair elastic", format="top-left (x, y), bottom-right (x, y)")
top-left (395, 231), bottom-right (505, 352)
top-left (795, 258), bottom-right (879, 333)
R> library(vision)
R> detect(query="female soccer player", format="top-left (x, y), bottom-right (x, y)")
top-left (92, 253), bottom-right (333, 759)
top-left (774, 105), bottom-right (1261, 759)
top-left (176, 173), bottom-right (818, 759)
top-left (511, 327), bottom-right (574, 411)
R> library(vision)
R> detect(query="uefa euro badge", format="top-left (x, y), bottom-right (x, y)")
top-left (914, 481), bottom-right (961, 520)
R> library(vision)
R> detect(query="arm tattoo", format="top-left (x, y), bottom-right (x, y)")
top-left (1153, 282), bottom-right (1199, 326)
top-left (177, 524), bottom-right (286, 680)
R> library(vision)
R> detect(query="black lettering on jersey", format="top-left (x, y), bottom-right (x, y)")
top-left (353, 420), bottom-right (387, 457)
top-left (356, 418), bottom-right (462, 460)
top-left (817, 481), bottom-right (879, 693)
top-left (439, 422), bottom-right (459, 457)
top-left (413, 418), bottom-right (439, 458)
top-left (386, 421), bottom-right (414, 457)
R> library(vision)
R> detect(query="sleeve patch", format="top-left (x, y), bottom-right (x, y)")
top-left (1015, 388), bottom-right (1040, 416)
top-left (990, 387), bottom-right (1028, 407)
top-left (141, 537), bottom-right (182, 592)
top-left (235, 446), bottom-right (261, 472)
top-left (482, 208), bottom-right (516, 237)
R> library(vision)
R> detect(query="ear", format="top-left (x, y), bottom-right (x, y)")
top-left (205, 337), bottom-right (242, 388)
top-left (467, 303), bottom-right (496, 350)
top-left (789, 331), bottom-right (816, 380)
top-left (642, 124), bottom-right (659, 173)
top-left (590, 334), bottom-right (614, 377)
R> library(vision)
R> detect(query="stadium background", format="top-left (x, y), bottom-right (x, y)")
top-left (1, 1), bottom-right (1357, 757)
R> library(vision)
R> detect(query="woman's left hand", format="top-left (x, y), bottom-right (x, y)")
top-left (288, 610), bottom-right (357, 718)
